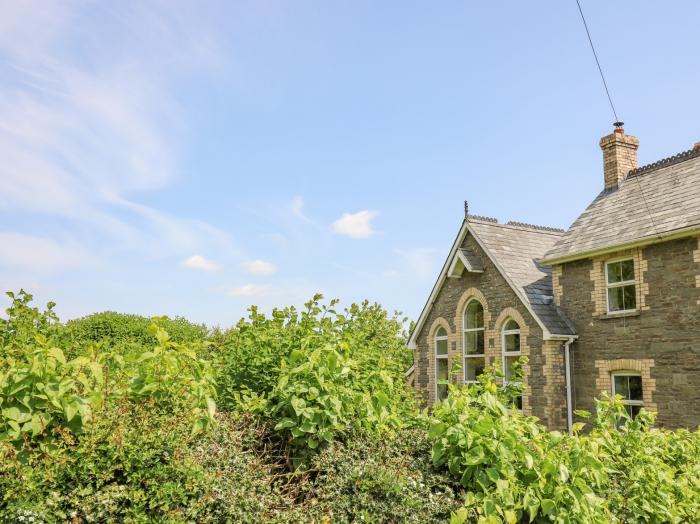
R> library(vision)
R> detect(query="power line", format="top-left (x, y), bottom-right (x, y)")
top-left (573, 1), bottom-right (660, 236)
top-left (574, 0), bottom-right (619, 123)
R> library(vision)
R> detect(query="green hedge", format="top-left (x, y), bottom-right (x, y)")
top-left (2, 290), bottom-right (700, 523)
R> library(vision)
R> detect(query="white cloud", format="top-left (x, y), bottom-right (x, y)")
top-left (182, 255), bottom-right (220, 272)
top-left (225, 284), bottom-right (272, 297)
top-left (0, 232), bottom-right (96, 273)
top-left (332, 210), bottom-right (378, 239)
top-left (241, 259), bottom-right (278, 275)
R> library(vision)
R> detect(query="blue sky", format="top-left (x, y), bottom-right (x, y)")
top-left (1, 1), bottom-right (699, 327)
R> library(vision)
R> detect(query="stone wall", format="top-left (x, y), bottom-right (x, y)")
top-left (414, 232), bottom-right (567, 429)
top-left (556, 236), bottom-right (700, 428)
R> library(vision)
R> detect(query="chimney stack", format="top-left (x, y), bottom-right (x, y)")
top-left (600, 122), bottom-right (639, 190)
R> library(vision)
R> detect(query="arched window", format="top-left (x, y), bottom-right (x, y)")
top-left (435, 327), bottom-right (449, 401)
top-left (463, 300), bottom-right (485, 383)
top-left (502, 319), bottom-right (522, 410)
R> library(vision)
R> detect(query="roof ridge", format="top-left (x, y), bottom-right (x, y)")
top-left (505, 220), bottom-right (565, 234)
top-left (466, 214), bottom-right (498, 223)
top-left (627, 146), bottom-right (700, 178)
top-left (467, 215), bottom-right (564, 235)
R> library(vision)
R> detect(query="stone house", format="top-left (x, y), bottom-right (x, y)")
top-left (407, 126), bottom-right (700, 431)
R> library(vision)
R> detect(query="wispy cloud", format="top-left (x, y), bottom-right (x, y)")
top-left (182, 255), bottom-right (221, 272)
top-left (0, 232), bottom-right (96, 273)
top-left (241, 259), bottom-right (278, 275)
top-left (332, 210), bottom-right (378, 239)
top-left (0, 1), bottom-right (231, 261)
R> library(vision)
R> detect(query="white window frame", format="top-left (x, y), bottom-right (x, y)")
top-left (462, 299), bottom-right (485, 384)
top-left (611, 371), bottom-right (644, 416)
top-left (502, 320), bottom-right (523, 410)
top-left (501, 320), bottom-right (521, 384)
top-left (605, 257), bottom-right (637, 314)
top-left (434, 328), bottom-right (449, 402)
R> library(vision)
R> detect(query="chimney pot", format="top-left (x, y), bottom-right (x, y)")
top-left (600, 126), bottom-right (639, 190)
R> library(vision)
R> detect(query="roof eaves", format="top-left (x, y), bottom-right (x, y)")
top-left (541, 223), bottom-right (700, 266)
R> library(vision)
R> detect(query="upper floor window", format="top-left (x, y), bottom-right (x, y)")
top-left (463, 300), bottom-right (484, 383)
top-left (502, 319), bottom-right (523, 410)
top-left (611, 372), bottom-right (643, 418)
top-left (435, 327), bottom-right (449, 401)
top-left (606, 259), bottom-right (636, 313)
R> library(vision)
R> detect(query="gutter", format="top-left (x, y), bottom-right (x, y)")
top-left (564, 337), bottom-right (576, 433)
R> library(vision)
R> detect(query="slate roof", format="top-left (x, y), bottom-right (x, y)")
top-left (468, 218), bottom-right (575, 336)
top-left (543, 148), bottom-right (700, 262)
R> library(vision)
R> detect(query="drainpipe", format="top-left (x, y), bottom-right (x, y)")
top-left (564, 337), bottom-right (576, 433)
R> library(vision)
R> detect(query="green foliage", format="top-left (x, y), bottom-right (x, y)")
top-left (217, 295), bottom-right (416, 466)
top-left (588, 395), bottom-right (700, 523)
top-left (429, 362), bottom-right (610, 523)
top-left (63, 310), bottom-right (208, 348)
top-left (294, 427), bottom-right (462, 523)
top-left (0, 333), bottom-right (96, 449)
top-left (3, 290), bottom-right (700, 523)
top-left (0, 293), bottom-right (216, 453)
top-left (430, 362), bottom-right (700, 523)
top-left (0, 290), bottom-right (59, 350)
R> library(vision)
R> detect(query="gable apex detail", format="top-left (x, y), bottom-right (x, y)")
top-left (447, 248), bottom-right (484, 278)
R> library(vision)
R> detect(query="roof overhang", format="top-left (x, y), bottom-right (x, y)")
top-left (541, 223), bottom-right (700, 266)
top-left (447, 248), bottom-right (484, 277)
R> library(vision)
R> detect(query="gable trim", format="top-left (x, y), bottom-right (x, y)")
top-left (447, 248), bottom-right (484, 278)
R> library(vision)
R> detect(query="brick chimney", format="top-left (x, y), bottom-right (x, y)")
top-left (600, 123), bottom-right (639, 190)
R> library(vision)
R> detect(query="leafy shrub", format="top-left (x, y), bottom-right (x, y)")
top-left (0, 290), bottom-right (59, 351)
top-left (587, 397), bottom-right (700, 523)
top-left (429, 362), bottom-right (609, 523)
top-left (217, 296), bottom-right (416, 467)
top-left (1, 401), bottom-right (216, 522)
top-left (63, 311), bottom-right (208, 348)
top-left (0, 294), bottom-right (216, 452)
top-left (4, 290), bottom-right (700, 523)
top-left (0, 334), bottom-right (98, 450)
top-left (296, 427), bottom-right (461, 523)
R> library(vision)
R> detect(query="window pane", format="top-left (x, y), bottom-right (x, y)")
top-left (465, 357), bottom-right (485, 381)
top-left (504, 355), bottom-right (519, 382)
top-left (436, 327), bottom-right (447, 337)
top-left (620, 259), bottom-right (635, 281)
top-left (608, 287), bottom-right (624, 311)
top-left (614, 375), bottom-right (630, 400)
top-left (465, 301), bottom-right (483, 329)
top-left (504, 333), bottom-right (520, 353)
top-left (436, 359), bottom-right (449, 400)
top-left (607, 261), bottom-right (623, 283)
top-left (465, 331), bottom-right (484, 355)
top-left (622, 285), bottom-right (636, 310)
top-left (504, 319), bottom-right (519, 331)
top-left (628, 376), bottom-right (643, 401)
top-left (436, 338), bottom-right (448, 356)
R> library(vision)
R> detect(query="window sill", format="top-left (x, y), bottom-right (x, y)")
top-left (600, 310), bottom-right (640, 320)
